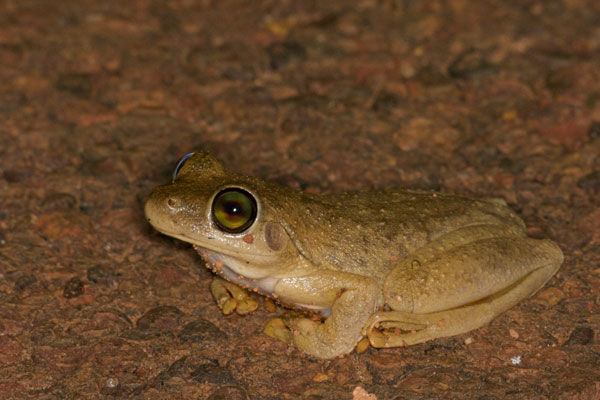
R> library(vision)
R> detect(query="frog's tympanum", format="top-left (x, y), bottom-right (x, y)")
top-left (145, 152), bottom-right (563, 359)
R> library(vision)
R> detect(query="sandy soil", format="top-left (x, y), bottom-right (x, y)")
top-left (1, 0), bottom-right (599, 399)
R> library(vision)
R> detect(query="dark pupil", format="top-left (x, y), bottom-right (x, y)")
top-left (224, 201), bottom-right (243, 216)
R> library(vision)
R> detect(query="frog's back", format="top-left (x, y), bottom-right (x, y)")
top-left (279, 189), bottom-right (525, 284)
top-left (314, 189), bottom-right (524, 240)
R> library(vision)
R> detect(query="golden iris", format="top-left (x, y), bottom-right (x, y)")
top-left (212, 188), bottom-right (257, 233)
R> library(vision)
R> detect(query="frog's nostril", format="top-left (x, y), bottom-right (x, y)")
top-left (167, 197), bottom-right (180, 210)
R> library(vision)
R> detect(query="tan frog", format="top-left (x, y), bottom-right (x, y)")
top-left (144, 152), bottom-right (563, 359)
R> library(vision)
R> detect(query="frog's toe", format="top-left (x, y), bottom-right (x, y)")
top-left (221, 298), bottom-right (238, 315)
top-left (355, 336), bottom-right (371, 354)
top-left (364, 311), bottom-right (429, 348)
top-left (366, 325), bottom-right (410, 348)
top-left (264, 317), bottom-right (293, 344)
top-left (265, 315), bottom-right (320, 345)
top-left (293, 317), bottom-right (320, 336)
top-left (218, 294), bottom-right (258, 315)
top-left (235, 297), bottom-right (259, 315)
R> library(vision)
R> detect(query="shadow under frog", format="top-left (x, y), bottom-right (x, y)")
top-left (144, 152), bottom-right (563, 359)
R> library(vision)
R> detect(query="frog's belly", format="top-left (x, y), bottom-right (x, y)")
top-left (196, 246), bottom-right (331, 316)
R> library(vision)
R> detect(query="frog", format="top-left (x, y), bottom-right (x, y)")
top-left (144, 151), bottom-right (563, 359)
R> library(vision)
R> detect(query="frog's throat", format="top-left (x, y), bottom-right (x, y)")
top-left (195, 245), bottom-right (332, 316)
top-left (196, 245), bottom-right (280, 295)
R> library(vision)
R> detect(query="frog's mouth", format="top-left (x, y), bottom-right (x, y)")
top-left (149, 222), bottom-right (283, 265)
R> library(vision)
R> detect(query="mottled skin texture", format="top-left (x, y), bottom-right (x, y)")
top-left (144, 152), bottom-right (563, 359)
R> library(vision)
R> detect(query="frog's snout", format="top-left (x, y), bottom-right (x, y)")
top-left (144, 186), bottom-right (181, 223)
top-left (144, 191), bottom-right (159, 222)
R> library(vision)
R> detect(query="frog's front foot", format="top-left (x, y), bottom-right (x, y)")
top-left (210, 277), bottom-right (258, 315)
top-left (264, 314), bottom-right (352, 359)
top-left (263, 272), bottom-right (380, 358)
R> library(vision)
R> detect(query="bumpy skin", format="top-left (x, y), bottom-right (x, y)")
top-left (144, 152), bottom-right (563, 359)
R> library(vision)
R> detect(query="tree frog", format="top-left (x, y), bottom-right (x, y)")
top-left (144, 152), bottom-right (563, 359)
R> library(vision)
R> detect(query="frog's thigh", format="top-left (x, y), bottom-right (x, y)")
top-left (368, 236), bottom-right (562, 348)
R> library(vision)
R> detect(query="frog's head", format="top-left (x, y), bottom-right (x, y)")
top-left (144, 152), bottom-right (307, 281)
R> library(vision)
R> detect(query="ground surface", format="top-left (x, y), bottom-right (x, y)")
top-left (1, 1), bottom-right (599, 399)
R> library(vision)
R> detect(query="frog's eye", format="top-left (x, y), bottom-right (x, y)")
top-left (212, 188), bottom-right (257, 233)
top-left (172, 152), bottom-right (195, 181)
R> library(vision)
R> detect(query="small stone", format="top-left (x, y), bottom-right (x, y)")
top-left (87, 264), bottom-right (116, 284)
top-left (63, 277), bottom-right (84, 298)
top-left (41, 192), bottom-right (77, 212)
top-left (134, 305), bottom-right (183, 338)
top-left (3, 169), bottom-right (30, 183)
top-left (15, 275), bottom-right (36, 291)
top-left (55, 72), bottom-right (93, 98)
top-left (588, 121), bottom-right (600, 140)
top-left (178, 319), bottom-right (227, 343)
top-left (106, 377), bottom-right (118, 388)
top-left (447, 48), bottom-right (493, 78)
top-left (564, 327), bottom-right (594, 346)
top-left (313, 372), bottom-right (329, 382)
top-left (207, 385), bottom-right (249, 400)
top-left (263, 298), bottom-right (276, 313)
top-left (577, 171), bottom-right (600, 191)
top-left (352, 386), bottom-right (377, 400)
top-left (267, 40), bottom-right (306, 70)
top-left (191, 362), bottom-right (234, 384)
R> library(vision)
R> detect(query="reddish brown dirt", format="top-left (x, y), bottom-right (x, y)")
top-left (1, 1), bottom-right (599, 399)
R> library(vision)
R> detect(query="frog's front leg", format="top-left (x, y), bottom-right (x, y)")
top-left (264, 270), bottom-right (380, 359)
top-left (210, 277), bottom-right (259, 315)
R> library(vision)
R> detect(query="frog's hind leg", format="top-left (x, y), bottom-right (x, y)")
top-left (366, 229), bottom-right (563, 348)
top-left (364, 264), bottom-right (555, 347)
